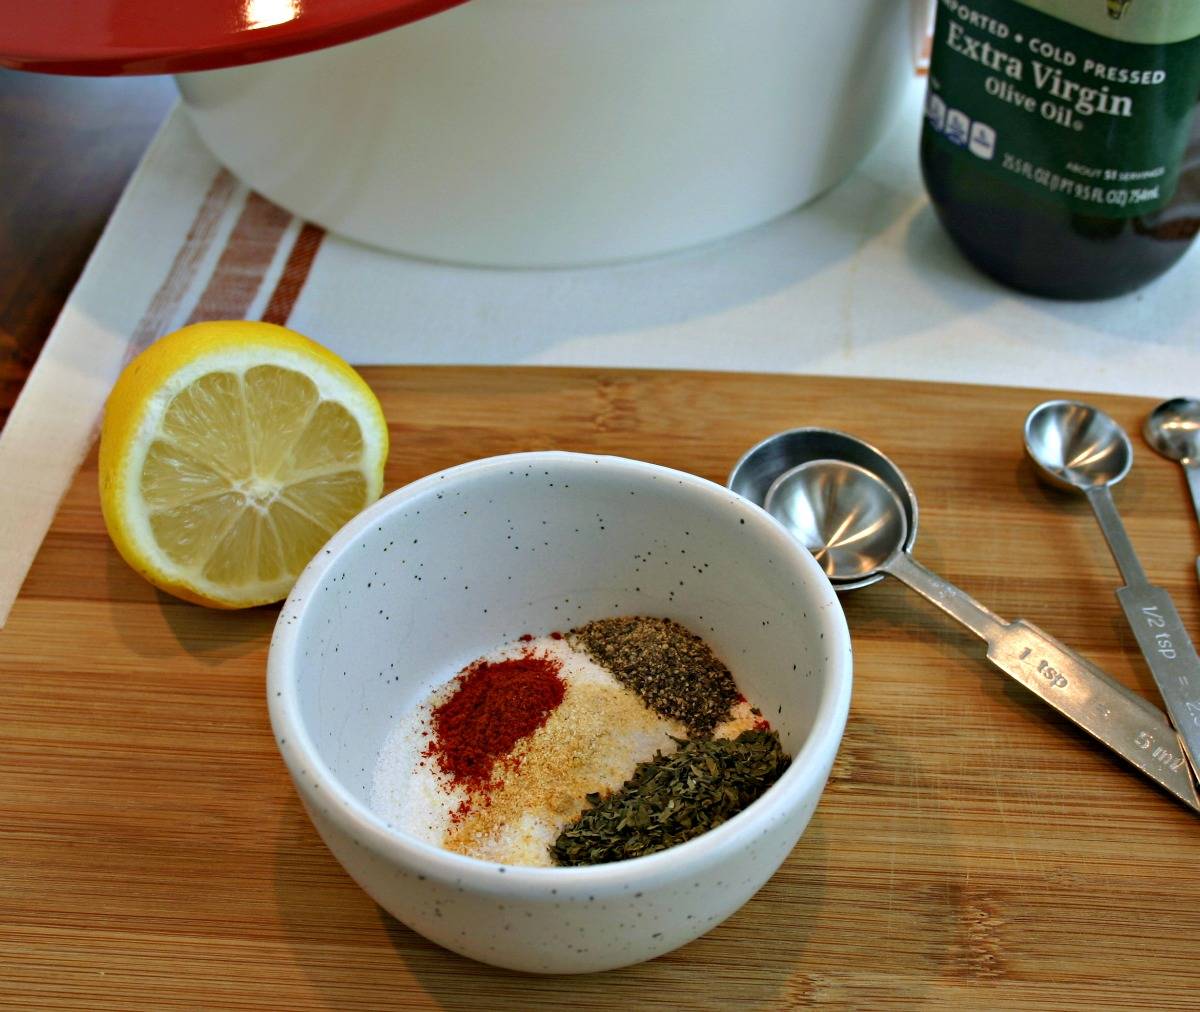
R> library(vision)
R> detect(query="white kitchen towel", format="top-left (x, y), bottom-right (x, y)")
top-left (1, 83), bottom-right (1198, 626)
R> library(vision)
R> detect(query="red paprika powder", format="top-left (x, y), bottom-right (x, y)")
top-left (426, 651), bottom-right (566, 788)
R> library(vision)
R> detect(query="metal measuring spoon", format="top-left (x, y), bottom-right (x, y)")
top-left (1025, 399), bottom-right (1200, 785)
top-left (729, 428), bottom-right (918, 591)
top-left (736, 436), bottom-right (1199, 812)
top-left (1144, 397), bottom-right (1200, 585)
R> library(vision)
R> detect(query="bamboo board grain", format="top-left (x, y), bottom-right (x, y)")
top-left (3, 367), bottom-right (1200, 1011)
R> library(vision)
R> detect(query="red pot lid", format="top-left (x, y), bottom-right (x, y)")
top-left (0, 0), bottom-right (471, 76)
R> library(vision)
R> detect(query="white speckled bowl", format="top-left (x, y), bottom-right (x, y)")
top-left (267, 452), bottom-right (851, 973)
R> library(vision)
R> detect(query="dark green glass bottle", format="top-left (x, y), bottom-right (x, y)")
top-left (921, 0), bottom-right (1200, 299)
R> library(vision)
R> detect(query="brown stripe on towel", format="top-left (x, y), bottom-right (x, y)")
top-left (127, 168), bottom-right (238, 360)
top-left (186, 191), bottom-right (292, 325)
top-left (262, 222), bottom-right (326, 326)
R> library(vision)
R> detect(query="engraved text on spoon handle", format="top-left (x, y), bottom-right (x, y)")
top-left (1115, 583), bottom-right (1200, 775)
top-left (991, 620), bottom-right (1200, 813)
top-left (884, 552), bottom-right (1200, 812)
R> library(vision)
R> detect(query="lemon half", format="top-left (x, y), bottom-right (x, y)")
top-left (100, 321), bottom-right (388, 608)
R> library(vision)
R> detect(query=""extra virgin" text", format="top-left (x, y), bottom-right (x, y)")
top-left (947, 21), bottom-right (1134, 119)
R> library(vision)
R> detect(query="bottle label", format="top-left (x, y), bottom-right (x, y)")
top-left (925, 0), bottom-right (1200, 217)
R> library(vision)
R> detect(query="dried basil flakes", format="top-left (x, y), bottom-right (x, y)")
top-left (550, 729), bottom-right (790, 866)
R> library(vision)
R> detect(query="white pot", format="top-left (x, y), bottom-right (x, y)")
top-left (177, 0), bottom-right (920, 267)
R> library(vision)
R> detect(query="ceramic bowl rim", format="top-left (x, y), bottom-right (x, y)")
top-left (267, 450), bottom-right (852, 894)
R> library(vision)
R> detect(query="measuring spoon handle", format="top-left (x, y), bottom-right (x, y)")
top-left (1185, 461), bottom-right (1200, 585)
top-left (1083, 484), bottom-right (1200, 771)
top-left (1115, 584), bottom-right (1200, 773)
top-left (885, 552), bottom-right (1200, 813)
top-left (1184, 459), bottom-right (1200, 530)
top-left (988, 619), bottom-right (1199, 811)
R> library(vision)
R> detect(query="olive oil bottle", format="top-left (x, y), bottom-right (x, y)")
top-left (921, 0), bottom-right (1200, 299)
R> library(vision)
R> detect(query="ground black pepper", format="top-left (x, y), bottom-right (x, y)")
top-left (566, 616), bottom-right (739, 736)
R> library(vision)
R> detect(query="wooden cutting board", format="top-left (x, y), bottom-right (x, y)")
top-left (4, 367), bottom-right (1199, 1010)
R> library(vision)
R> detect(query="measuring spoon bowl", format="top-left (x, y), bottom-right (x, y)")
top-left (763, 460), bottom-right (907, 583)
top-left (1144, 398), bottom-right (1200, 464)
top-left (1144, 397), bottom-right (1200, 586)
top-left (728, 428), bottom-right (917, 590)
top-left (1024, 399), bottom-right (1132, 491)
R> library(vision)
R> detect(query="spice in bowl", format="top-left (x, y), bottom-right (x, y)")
top-left (551, 729), bottom-right (791, 866)
top-left (566, 616), bottom-right (741, 737)
top-left (370, 616), bottom-right (789, 867)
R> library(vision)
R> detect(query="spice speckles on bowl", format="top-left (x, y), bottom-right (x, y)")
top-left (268, 452), bottom-right (851, 973)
